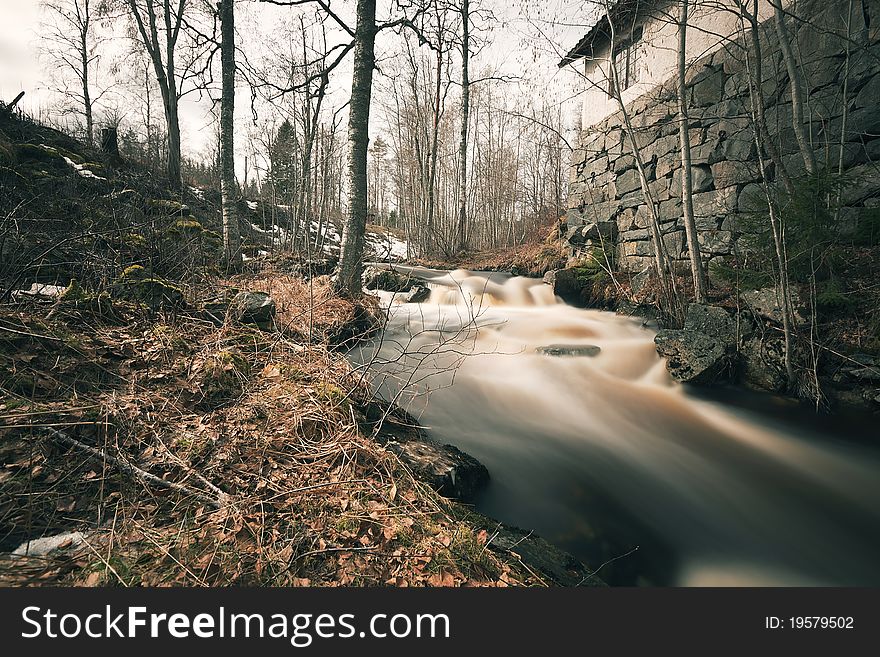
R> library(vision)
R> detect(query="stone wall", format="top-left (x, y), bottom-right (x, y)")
top-left (566, 0), bottom-right (880, 274)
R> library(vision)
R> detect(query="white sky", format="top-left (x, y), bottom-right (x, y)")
top-left (0, 0), bottom-right (592, 170)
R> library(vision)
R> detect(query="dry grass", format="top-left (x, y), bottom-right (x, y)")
top-left (0, 273), bottom-right (538, 587)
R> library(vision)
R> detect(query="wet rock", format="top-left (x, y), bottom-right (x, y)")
top-left (742, 336), bottom-right (787, 393)
top-left (535, 344), bottom-right (601, 357)
top-left (655, 303), bottom-right (739, 385)
top-left (485, 524), bottom-right (604, 586)
top-left (385, 438), bottom-right (489, 501)
top-left (228, 291), bottom-right (275, 326)
top-left (654, 329), bottom-right (731, 384)
top-left (845, 365), bottom-right (880, 383)
top-left (405, 284), bottom-right (431, 303)
top-left (567, 220), bottom-right (618, 246)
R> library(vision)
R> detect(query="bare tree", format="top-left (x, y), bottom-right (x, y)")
top-left (455, 0), bottom-right (470, 253)
top-left (769, 0), bottom-right (818, 177)
top-left (676, 0), bottom-right (707, 302)
top-left (126, 0), bottom-right (188, 187)
top-left (40, 0), bottom-right (106, 144)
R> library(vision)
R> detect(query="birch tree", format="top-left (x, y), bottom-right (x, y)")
top-left (219, 0), bottom-right (240, 267)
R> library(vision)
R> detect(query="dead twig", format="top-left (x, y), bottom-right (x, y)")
top-left (42, 428), bottom-right (225, 509)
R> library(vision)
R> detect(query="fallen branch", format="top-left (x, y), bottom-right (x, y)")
top-left (43, 428), bottom-right (225, 509)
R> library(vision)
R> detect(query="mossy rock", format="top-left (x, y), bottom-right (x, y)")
top-left (56, 147), bottom-right (85, 165)
top-left (146, 199), bottom-right (191, 217)
top-left (168, 218), bottom-right (204, 235)
top-left (15, 143), bottom-right (68, 173)
top-left (58, 279), bottom-right (88, 302)
top-left (363, 266), bottom-right (413, 292)
top-left (198, 349), bottom-right (250, 408)
top-left (117, 232), bottom-right (147, 248)
top-left (111, 265), bottom-right (185, 310)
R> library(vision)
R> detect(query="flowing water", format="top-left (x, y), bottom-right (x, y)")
top-left (350, 266), bottom-right (880, 586)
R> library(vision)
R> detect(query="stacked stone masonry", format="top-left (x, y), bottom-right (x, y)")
top-left (566, 0), bottom-right (880, 273)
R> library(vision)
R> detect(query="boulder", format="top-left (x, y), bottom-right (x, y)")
top-left (684, 303), bottom-right (737, 342)
top-left (654, 329), bottom-right (731, 384)
top-left (741, 336), bottom-right (787, 392)
top-left (229, 290), bottom-right (276, 325)
top-left (654, 303), bottom-right (739, 384)
top-left (363, 265), bottom-right (413, 292)
top-left (741, 286), bottom-right (806, 325)
top-left (385, 438), bottom-right (489, 501)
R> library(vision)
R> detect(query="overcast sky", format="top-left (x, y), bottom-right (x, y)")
top-left (0, 0), bottom-right (591, 166)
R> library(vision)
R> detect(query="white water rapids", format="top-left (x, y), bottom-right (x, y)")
top-left (350, 266), bottom-right (880, 586)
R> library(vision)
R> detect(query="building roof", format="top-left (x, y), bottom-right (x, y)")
top-left (558, 0), bottom-right (651, 68)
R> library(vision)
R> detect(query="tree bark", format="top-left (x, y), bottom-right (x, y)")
top-left (220, 0), bottom-right (240, 268)
top-left (676, 0), bottom-right (707, 302)
top-left (334, 0), bottom-right (377, 295)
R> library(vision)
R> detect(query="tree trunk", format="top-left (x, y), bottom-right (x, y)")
top-left (334, 0), bottom-right (377, 295)
top-left (456, 0), bottom-right (470, 253)
top-left (219, 0), bottom-right (240, 268)
top-left (676, 0), bottom-right (707, 302)
top-left (81, 26), bottom-right (93, 145)
top-left (770, 0), bottom-right (817, 177)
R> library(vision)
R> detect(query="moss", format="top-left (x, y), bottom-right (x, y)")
top-left (119, 232), bottom-right (147, 248)
top-left (113, 265), bottom-right (185, 310)
top-left (15, 143), bottom-right (62, 162)
top-left (200, 349), bottom-right (250, 407)
top-left (56, 147), bottom-right (85, 165)
top-left (58, 279), bottom-right (88, 302)
top-left (120, 264), bottom-right (147, 281)
top-left (169, 218), bottom-right (204, 235)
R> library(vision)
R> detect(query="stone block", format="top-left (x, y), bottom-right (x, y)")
top-left (738, 182), bottom-right (766, 213)
top-left (671, 164), bottom-right (715, 197)
top-left (711, 159), bottom-right (760, 188)
top-left (615, 168), bottom-right (642, 196)
top-left (698, 230), bottom-right (734, 255)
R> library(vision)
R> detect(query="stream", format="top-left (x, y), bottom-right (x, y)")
top-left (349, 266), bottom-right (880, 586)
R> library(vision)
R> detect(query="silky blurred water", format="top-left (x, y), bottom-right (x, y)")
top-left (350, 267), bottom-right (880, 586)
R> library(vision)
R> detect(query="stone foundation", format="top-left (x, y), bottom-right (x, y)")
top-left (566, 0), bottom-right (880, 273)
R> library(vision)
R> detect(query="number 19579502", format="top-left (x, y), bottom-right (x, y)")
top-left (765, 616), bottom-right (854, 629)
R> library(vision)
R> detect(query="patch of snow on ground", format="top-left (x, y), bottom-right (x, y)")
top-left (61, 155), bottom-right (107, 180)
top-left (189, 186), bottom-right (205, 199)
top-left (247, 200), bottom-right (259, 210)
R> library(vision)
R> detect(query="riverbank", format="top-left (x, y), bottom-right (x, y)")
top-left (0, 269), bottom-right (604, 587)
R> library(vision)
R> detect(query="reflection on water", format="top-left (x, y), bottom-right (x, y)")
top-left (350, 267), bottom-right (880, 586)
